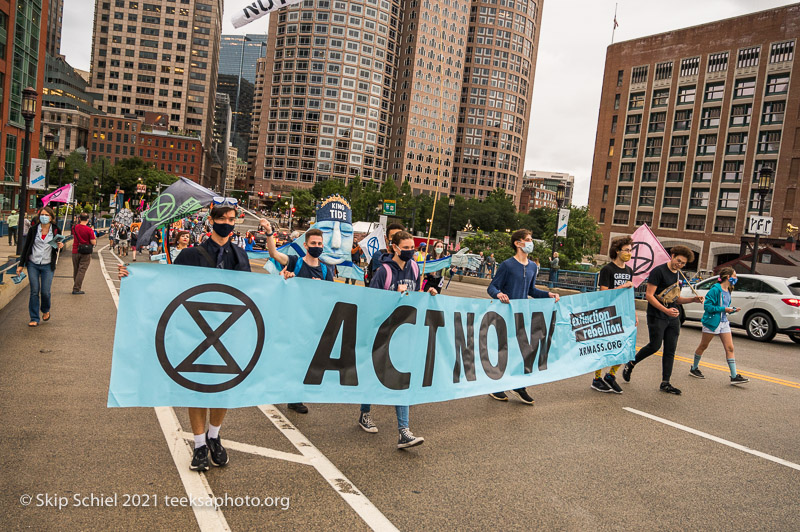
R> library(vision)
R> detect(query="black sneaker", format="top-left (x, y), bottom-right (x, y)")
top-left (72, 290), bottom-right (85, 295)
top-left (489, 391), bottom-right (508, 401)
top-left (730, 374), bottom-right (750, 385)
top-left (397, 428), bottom-right (424, 449)
top-left (659, 382), bottom-right (682, 395)
top-left (591, 378), bottom-right (612, 393)
top-left (603, 373), bottom-right (623, 394)
top-left (190, 445), bottom-right (209, 471)
top-left (287, 402), bottom-right (309, 414)
top-left (622, 362), bottom-right (634, 382)
top-left (205, 433), bottom-right (229, 467)
top-left (358, 412), bottom-right (378, 433)
top-left (508, 388), bottom-right (534, 404)
top-left (689, 367), bottom-right (705, 379)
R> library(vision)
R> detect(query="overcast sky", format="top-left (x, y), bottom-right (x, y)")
top-left (61, 0), bottom-right (794, 205)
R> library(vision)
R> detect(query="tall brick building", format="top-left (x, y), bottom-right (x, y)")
top-left (588, 5), bottom-right (800, 270)
top-left (87, 0), bottom-right (223, 188)
top-left (250, 0), bottom-right (542, 205)
top-left (1, 0), bottom-right (49, 213)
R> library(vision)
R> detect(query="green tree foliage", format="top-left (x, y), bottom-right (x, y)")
top-left (311, 179), bottom-right (347, 200)
top-left (461, 231), bottom-right (515, 263)
top-left (289, 188), bottom-right (316, 221)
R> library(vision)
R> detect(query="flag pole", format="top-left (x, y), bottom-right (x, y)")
top-left (611, 3), bottom-right (618, 44)
top-left (644, 224), bottom-right (701, 298)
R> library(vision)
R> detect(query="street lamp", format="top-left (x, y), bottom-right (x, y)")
top-left (70, 169), bottom-right (80, 232)
top-left (15, 87), bottom-right (38, 256)
top-left (42, 133), bottom-right (55, 203)
top-left (549, 183), bottom-right (566, 285)
top-left (54, 155), bottom-right (66, 229)
top-left (750, 167), bottom-right (774, 274)
top-left (446, 194), bottom-right (455, 248)
top-left (92, 176), bottom-right (99, 227)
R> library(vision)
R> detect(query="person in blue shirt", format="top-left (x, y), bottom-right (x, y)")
top-left (487, 229), bottom-right (560, 404)
top-left (688, 267), bottom-right (749, 385)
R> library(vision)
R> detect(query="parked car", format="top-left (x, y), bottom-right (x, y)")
top-left (252, 230), bottom-right (268, 250)
top-left (679, 274), bottom-right (800, 343)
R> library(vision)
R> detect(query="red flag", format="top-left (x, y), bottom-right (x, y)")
top-left (630, 224), bottom-right (671, 288)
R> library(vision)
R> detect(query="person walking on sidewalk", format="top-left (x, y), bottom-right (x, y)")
top-left (591, 236), bottom-right (636, 394)
top-left (7, 210), bottom-right (18, 246)
top-left (487, 229), bottom-right (560, 405)
top-left (71, 212), bottom-right (96, 295)
top-left (622, 246), bottom-right (703, 395)
top-left (16, 207), bottom-right (63, 326)
top-left (549, 252), bottom-right (560, 285)
top-left (688, 267), bottom-right (749, 385)
top-left (358, 230), bottom-right (437, 449)
top-left (119, 202), bottom-right (249, 471)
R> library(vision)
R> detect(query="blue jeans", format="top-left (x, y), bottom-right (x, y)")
top-left (28, 262), bottom-right (54, 322)
top-left (360, 404), bottom-right (409, 430)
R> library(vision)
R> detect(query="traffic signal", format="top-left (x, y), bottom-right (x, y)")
top-left (258, 191), bottom-right (264, 197)
top-left (277, 194), bottom-right (281, 200)
top-left (291, 207), bottom-right (296, 214)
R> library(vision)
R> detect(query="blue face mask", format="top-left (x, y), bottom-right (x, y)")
top-left (729, 277), bottom-right (738, 286)
top-left (39, 215), bottom-right (51, 225)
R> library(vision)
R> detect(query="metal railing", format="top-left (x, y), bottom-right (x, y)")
top-left (538, 268), bottom-right (599, 293)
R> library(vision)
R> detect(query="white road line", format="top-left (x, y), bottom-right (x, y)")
top-left (178, 432), bottom-right (312, 465)
top-left (624, 407), bottom-right (800, 472)
top-left (99, 246), bottom-right (231, 531)
top-left (257, 405), bottom-right (400, 532)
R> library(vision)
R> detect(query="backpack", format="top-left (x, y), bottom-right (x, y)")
top-left (294, 256), bottom-right (327, 279)
top-left (118, 227), bottom-right (128, 239)
top-left (382, 260), bottom-right (419, 290)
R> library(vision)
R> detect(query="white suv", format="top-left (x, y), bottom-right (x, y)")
top-left (679, 275), bottom-right (800, 343)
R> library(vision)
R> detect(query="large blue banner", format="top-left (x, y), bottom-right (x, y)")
top-left (108, 264), bottom-right (636, 407)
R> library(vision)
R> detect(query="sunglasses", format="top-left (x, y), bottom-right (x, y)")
top-left (212, 197), bottom-right (239, 207)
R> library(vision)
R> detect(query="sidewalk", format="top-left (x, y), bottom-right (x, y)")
top-left (0, 247), bottom-right (197, 529)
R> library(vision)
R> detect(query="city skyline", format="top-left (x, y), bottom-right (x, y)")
top-left (58, 0), bottom-right (796, 206)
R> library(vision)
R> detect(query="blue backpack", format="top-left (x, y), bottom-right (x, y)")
top-left (294, 256), bottom-right (327, 279)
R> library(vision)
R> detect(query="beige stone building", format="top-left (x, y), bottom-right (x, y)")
top-left (88, 0), bottom-right (223, 187)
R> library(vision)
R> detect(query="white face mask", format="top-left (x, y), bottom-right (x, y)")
top-left (522, 241), bottom-right (534, 254)
top-left (435, 246), bottom-right (444, 254)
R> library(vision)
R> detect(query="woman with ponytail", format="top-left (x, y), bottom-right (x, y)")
top-left (688, 267), bottom-right (749, 385)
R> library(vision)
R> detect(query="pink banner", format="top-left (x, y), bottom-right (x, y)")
top-left (630, 224), bottom-right (671, 288)
top-left (41, 184), bottom-right (72, 206)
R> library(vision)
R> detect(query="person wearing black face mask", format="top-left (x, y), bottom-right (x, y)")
top-left (358, 230), bottom-right (437, 450)
top-left (261, 221), bottom-right (332, 415)
top-left (118, 204), bottom-right (250, 473)
top-left (261, 221), bottom-right (333, 283)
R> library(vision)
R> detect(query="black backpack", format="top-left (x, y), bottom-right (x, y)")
top-left (118, 227), bottom-right (128, 239)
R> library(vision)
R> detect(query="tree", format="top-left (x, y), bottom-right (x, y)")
top-left (352, 180), bottom-right (381, 222)
top-left (290, 188), bottom-right (316, 223)
top-left (525, 206), bottom-right (602, 268)
top-left (380, 177), bottom-right (398, 200)
top-left (461, 231), bottom-right (515, 263)
top-left (311, 179), bottom-right (347, 201)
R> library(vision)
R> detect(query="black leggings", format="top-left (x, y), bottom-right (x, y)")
top-left (633, 314), bottom-right (680, 382)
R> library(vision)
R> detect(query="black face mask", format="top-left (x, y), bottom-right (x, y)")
top-left (397, 248), bottom-right (415, 262)
top-left (307, 246), bottom-right (323, 258)
top-left (212, 222), bottom-right (235, 238)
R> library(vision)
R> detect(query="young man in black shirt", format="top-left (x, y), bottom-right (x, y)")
top-left (119, 202), bottom-right (250, 471)
top-left (592, 236), bottom-right (635, 394)
top-left (263, 222), bottom-right (332, 414)
top-left (622, 245), bottom-right (703, 395)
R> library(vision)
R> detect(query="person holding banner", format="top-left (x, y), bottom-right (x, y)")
top-left (487, 229), bottom-right (560, 405)
top-left (622, 246), bottom-right (703, 395)
top-left (592, 237), bottom-right (636, 393)
top-left (424, 240), bottom-right (448, 294)
top-left (688, 268), bottom-right (749, 385)
top-left (119, 202), bottom-right (250, 471)
top-left (261, 220), bottom-right (333, 415)
top-left (366, 223), bottom-right (405, 286)
top-left (359, 230), bottom-right (437, 449)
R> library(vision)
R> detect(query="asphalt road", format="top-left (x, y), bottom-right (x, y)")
top-left (1, 248), bottom-right (797, 531)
